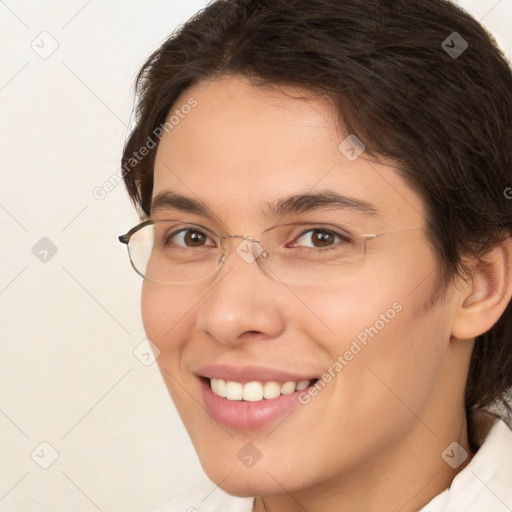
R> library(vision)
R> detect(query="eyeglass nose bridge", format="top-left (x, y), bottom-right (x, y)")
top-left (218, 234), bottom-right (268, 266)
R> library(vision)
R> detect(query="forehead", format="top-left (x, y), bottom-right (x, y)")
top-left (152, 76), bottom-right (425, 229)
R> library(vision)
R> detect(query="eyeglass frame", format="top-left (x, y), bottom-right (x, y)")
top-left (118, 218), bottom-right (422, 285)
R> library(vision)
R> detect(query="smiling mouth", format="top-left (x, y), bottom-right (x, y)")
top-left (205, 377), bottom-right (319, 402)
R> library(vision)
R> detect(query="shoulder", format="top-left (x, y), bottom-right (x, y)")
top-left (151, 486), bottom-right (254, 512)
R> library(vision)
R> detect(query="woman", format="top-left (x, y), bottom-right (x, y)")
top-left (118, 1), bottom-right (512, 510)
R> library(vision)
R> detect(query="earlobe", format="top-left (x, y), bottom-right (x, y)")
top-left (451, 238), bottom-right (512, 340)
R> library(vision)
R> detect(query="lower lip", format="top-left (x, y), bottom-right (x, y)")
top-left (200, 378), bottom-right (312, 430)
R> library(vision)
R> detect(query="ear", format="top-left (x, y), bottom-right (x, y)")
top-left (451, 237), bottom-right (512, 340)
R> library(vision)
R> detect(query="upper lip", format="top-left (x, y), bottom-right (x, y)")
top-left (196, 363), bottom-right (318, 384)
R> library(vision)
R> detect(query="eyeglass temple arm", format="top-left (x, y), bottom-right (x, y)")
top-left (118, 219), bottom-right (154, 245)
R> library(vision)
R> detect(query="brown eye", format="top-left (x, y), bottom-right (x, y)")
top-left (167, 229), bottom-right (215, 248)
top-left (311, 230), bottom-right (336, 247)
top-left (294, 228), bottom-right (345, 249)
top-left (183, 230), bottom-right (208, 246)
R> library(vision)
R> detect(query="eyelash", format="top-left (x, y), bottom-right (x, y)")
top-left (163, 226), bottom-right (352, 250)
top-left (288, 227), bottom-right (350, 249)
top-left (164, 228), bottom-right (215, 247)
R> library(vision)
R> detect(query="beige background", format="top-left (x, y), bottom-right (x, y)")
top-left (0, 1), bottom-right (511, 511)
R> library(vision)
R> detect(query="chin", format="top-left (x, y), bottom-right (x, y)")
top-left (203, 470), bottom-right (284, 498)
top-left (197, 450), bottom-right (312, 497)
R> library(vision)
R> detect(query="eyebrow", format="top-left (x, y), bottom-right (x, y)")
top-left (151, 190), bottom-right (379, 220)
top-left (264, 191), bottom-right (379, 218)
top-left (152, 191), bottom-right (217, 218)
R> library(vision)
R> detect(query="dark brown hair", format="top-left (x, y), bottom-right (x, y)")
top-left (121, 0), bottom-right (512, 420)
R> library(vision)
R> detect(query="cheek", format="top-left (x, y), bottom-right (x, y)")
top-left (314, 283), bottom-right (450, 435)
top-left (301, 267), bottom-right (450, 416)
top-left (141, 282), bottom-right (204, 416)
top-left (141, 282), bottom-right (195, 356)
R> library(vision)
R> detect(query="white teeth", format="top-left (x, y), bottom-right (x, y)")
top-left (211, 378), bottom-right (226, 398)
top-left (243, 381), bottom-right (264, 402)
top-left (280, 381), bottom-right (296, 395)
top-left (209, 378), bottom-right (313, 401)
top-left (225, 381), bottom-right (243, 400)
top-left (217, 378), bottom-right (227, 397)
top-left (296, 380), bottom-right (310, 391)
top-left (263, 381), bottom-right (281, 399)
top-left (210, 377), bottom-right (219, 395)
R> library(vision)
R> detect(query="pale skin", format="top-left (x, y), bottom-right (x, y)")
top-left (141, 75), bottom-right (512, 512)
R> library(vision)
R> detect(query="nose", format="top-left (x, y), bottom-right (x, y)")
top-left (196, 243), bottom-right (286, 346)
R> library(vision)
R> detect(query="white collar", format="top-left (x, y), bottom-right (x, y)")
top-left (420, 411), bottom-right (512, 511)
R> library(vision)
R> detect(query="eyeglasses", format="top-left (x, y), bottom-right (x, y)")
top-left (118, 218), bottom-right (420, 286)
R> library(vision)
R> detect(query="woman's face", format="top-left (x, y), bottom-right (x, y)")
top-left (142, 76), bottom-right (464, 496)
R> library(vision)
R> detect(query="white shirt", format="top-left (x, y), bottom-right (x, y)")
top-left (153, 412), bottom-right (512, 512)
